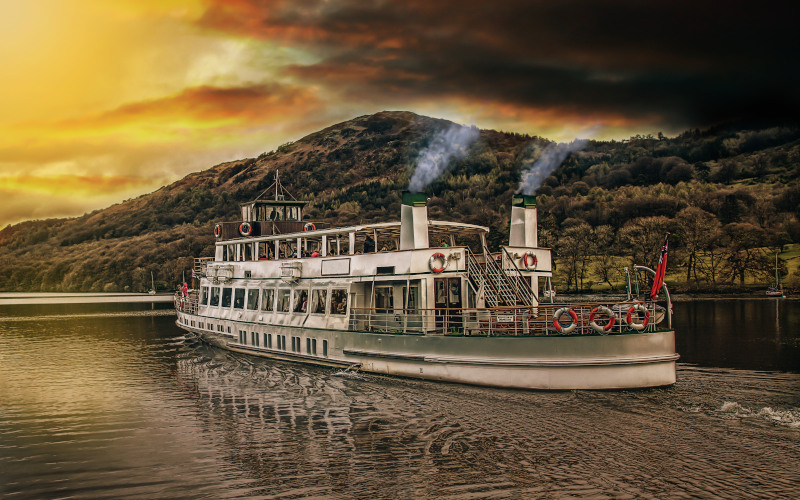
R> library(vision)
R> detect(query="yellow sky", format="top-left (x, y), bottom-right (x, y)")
top-left (0, 0), bottom-right (658, 228)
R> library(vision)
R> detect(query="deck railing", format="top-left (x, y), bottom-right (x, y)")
top-left (348, 301), bottom-right (665, 336)
top-left (176, 290), bottom-right (664, 337)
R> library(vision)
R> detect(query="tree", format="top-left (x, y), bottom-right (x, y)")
top-left (593, 225), bottom-right (618, 289)
top-left (721, 223), bottom-right (771, 285)
top-left (674, 207), bottom-right (720, 284)
top-left (618, 216), bottom-right (672, 268)
top-left (555, 221), bottom-right (594, 291)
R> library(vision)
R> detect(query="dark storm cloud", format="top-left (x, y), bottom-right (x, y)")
top-left (199, 0), bottom-right (800, 129)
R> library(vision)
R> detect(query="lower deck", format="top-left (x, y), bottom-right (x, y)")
top-left (175, 309), bottom-right (679, 390)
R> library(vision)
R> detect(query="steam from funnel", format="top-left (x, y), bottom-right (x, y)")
top-left (409, 124), bottom-right (479, 193)
top-left (518, 138), bottom-right (588, 195)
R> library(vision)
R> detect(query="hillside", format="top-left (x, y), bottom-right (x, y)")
top-left (1, 111), bottom-right (799, 293)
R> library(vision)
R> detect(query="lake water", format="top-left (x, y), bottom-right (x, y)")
top-left (1, 299), bottom-right (798, 498)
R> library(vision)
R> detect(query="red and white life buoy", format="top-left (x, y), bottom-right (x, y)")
top-left (522, 252), bottom-right (538, 269)
top-left (304, 222), bottom-right (316, 232)
top-left (239, 222), bottom-right (252, 236)
top-left (589, 305), bottom-right (616, 334)
top-left (429, 252), bottom-right (448, 273)
top-left (214, 224), bottom-right (222, 238)
top-left (552, 307), bottom-right (579, 334)
top-left (626, 304), bottom-right (650, 331)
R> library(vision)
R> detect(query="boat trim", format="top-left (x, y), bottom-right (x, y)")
top-left (343, 348), bottom-right (680, 367)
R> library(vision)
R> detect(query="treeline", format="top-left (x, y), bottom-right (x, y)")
top-left (0, 111), bottom-right (797, 293)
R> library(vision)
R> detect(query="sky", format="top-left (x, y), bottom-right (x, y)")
top-left (1, 0), bottom-right (797, 228)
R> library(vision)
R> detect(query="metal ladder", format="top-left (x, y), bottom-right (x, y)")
top-left (465, 247), bottom-right (534, 306)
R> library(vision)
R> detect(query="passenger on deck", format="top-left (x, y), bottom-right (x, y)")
top-left (364, 234), bottom-right (375, 253)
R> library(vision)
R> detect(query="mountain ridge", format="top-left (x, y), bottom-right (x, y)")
top-left (1, 111), bottom-right (798, 293)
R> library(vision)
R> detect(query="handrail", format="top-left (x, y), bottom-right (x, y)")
top-left (346, 300), bottom-right (669, 337)
top-left (500, 246), bottom-right (535, 306)
top-left (633, 264), bottom-right (672, 329)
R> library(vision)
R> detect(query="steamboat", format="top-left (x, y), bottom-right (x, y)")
top-left (175, 177), bottom-right (678, 390)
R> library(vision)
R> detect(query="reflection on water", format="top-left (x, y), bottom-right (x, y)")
top-left (673, 298), bottom-right (800, 372)
top-left (1, 302), bottom-right (799, 498)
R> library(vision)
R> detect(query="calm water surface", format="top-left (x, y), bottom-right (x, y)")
top-left (1, 300), bottom-right (798, 498)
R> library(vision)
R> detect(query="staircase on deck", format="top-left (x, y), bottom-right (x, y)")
top-left (465, 247), bottom-right (535, 307)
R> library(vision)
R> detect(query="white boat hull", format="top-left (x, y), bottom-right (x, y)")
top-left (176, 310), bottom-right (677, 390)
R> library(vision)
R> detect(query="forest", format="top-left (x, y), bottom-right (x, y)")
top-left (1, 111), bottom-right (798, 294)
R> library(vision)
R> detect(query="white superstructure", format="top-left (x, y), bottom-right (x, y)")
top-left (175, 181), bottom-right (678, 390)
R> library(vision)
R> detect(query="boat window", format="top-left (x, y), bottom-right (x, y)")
top-left (311, 289), bottom-right (327, 314)
top-left (210, 287), bottom-right (220, 307)
top-left (294, 289), bottom-right (308, 313)
top-left (233, 288), bottom-right (245, 309)
top-left (261, 288), bottom-right (275, 311)
top-left (221, 287), bottom-right (232, 308)
top-left (375, 286), bottom-right (394, 313)
top-left (200, 286), bottom-right (209, 305)
top-left (277, 289), bottom-right (291, 313)
top-left (330, 289), bottom-right (348, 315)
top-left (246, 289), bottom-right (259, 310)
top-left (323, 339), bottom-right (328, 357)
top-left (403, 283), bottom-right (420, 314)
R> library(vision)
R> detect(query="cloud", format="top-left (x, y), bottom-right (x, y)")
top-left (54, 83), bottom-right (324, 137)
top-left (0, 81), bottom-right (330, 227)
top-left (196, 0), bottom-right (800, 129)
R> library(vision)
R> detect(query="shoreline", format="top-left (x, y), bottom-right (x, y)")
top-left (0, 292), bottom-right (175, 305)
top-left (554, 292), bottom-right (796, 302)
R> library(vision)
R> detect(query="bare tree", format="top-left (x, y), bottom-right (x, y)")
top-left (555, 221), bottom-right (594, 291)
top-left (593, 225), bottom-right (618, 289)
top-left (675, 207), bottom-right (720, 284)
top-left (618, 216), bottom-right (672, 268)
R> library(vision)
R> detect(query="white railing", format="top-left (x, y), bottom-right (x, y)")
top-left (347, 301), bottom-right (665, 336)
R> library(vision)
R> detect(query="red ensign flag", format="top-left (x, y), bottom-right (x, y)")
top-left (650, 234), bottom-right (669, 299)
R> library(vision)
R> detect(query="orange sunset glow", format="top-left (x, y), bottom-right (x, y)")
top-left (1, 0), bottom-right (796, 228)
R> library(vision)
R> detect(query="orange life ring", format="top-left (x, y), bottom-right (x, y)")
top-left (429, 252), bottom-right (447, 273)
top-left (522, 252), bottom-right (538, 269)
top-left (589, 306), bottom-right (615, 334)
top-left (626, 304), bottom-right (650, 331)
top-left (303, 222), bottom-right (316, 232)
top-left (214, 224), bottom-right (222, 238)
top-left (239, 222), bottom-right (252, 236)
top-left (552, 307), bottom-right (579, 334)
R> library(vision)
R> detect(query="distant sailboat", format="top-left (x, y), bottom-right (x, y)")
top-left (766, 253), bottom-right (785, 298)
top-left (149, 271), bottom-right (156, 295)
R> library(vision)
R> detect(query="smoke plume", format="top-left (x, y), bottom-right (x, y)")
top-left (517, 138), bottom-right (588, 195)
top-left (408, 124), bottom-right (479, 193)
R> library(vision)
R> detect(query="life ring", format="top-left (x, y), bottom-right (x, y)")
top-left (239, 222), bottom-right (252, 236)
top-left (626, 304), bottom-right (650, 331)
top-left (589, 305), bottom-right (616, 334)
top-left (552, 307), bottom-right (579, 334)
top-left (304, 222), bottom-right (316, 232)
top-left (522, 252), bottom-right (538, 269)
top-left (429, 252), bottom-right (448, 273)
top-left (214, 224), bottom-right (222, 238)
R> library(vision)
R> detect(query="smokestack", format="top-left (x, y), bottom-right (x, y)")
top-left (400, 192), bottom-right (429, 250)
top-left (509, 194), bottom-right (537, 247)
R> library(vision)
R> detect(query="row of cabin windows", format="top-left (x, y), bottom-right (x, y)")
top-left (199, 286), bottom-right (348, 316)
top-left (237, 330), bottom-right (328, 356)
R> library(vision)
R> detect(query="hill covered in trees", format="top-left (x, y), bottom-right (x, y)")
top-left (1, 111), bottom-right (799, 293)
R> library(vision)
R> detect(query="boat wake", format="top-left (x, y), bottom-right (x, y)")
top-left (332, 367), bottom-right (367, 380)
top-left (717, 401), bottom-right (800, 428)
